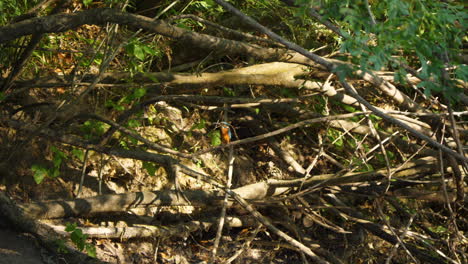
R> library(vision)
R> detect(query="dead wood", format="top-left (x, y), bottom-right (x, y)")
top-left (0, 192), bottom-right (104, 264)
top-left (48, 216), bottom-right (257, 240)
top-left (21, 189), bottom-right (220, 219)
top-left (0, 7), bottom-right (437, 120)
top-left (322, 193), bottom-right (447, 264)
top-left (18, 156), bottom-right (437, 219)
top-left (214, 0), bottom-right (467, 164)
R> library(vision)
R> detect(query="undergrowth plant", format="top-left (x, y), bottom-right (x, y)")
top-left (294, 0), bottom-right (467, 101)
top-left (57, 222), bottom-right (96, 258)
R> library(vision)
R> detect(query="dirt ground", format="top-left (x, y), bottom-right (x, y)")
top-left (0, 228), bottom-right (45, 264)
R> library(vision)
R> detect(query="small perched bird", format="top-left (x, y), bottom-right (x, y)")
top-left (220, 122), bottom-right (231, 144)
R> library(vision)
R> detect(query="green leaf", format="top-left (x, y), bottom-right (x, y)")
top-left (83, 0), bottom-right (93, 7)
top-left (133, 87), bottom-right (146, 99)
top-left (342, 104), bottom-right (357, 113)
top-left (223, 87), bottom-right (236, 97)
top-left (85, 244), bottom-right (97, 258)
top-left (208, 130), bottom-right (221, 146)
top-left (127, 119), bottom-right (141, 128)
top-left (56, 239), bottom-right (68, 254)
top-left (393, 68), bottom-right (407, 85)
top-left (332, 64), bottom-right (354, 81)
top-left (65, 222), bottom-right (77, 232)
top-left (455, 65), bottom-right (468, 82)
top-left (143, 161), bottom-right (158, 176)
top-left (133, 44), bottom-right (145, 61)
top-left (52, 155), bottom-right (63, 169)
top-left (49, 168), bottom-right (60, 178)
top-left (105, 100), bottom-right (125, 111)
top-left (142, 45), bottom-right (161, 58)
top-left (72, 149), bottom-right (85, 162)
top-left (191, 119), bottom-right (206, 130)
top-left (31, 165), bottom-right (48, 184)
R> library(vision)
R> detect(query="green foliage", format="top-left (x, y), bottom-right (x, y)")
top-left (142, 161), bottom-right (158, 176)
top-left (0, 0), bottom-right (42, 71)
top-left (126, 40), bottom-right (161, 61)
top-left (80, 120), bottom-right (108, 140)
top-left (127, 119), bottom-right (141, 128)
top-left (223, 87), bottom-right (236, 97)
top-left (82, 0), bottom-right (93, 7)
top-left (341, 103), bottom-right (357, 113)
top-left (145, 104), bottom-right (157, 125)
top-left (31, 146), bottom-right (67, 184)
top-left (327, 128), bottom-right (343, 149)
top-left (193, 0), bottom-right (224, 15)
top-left (65, 223), bottom-right (96, 258)
top-left (56, 239), bottom-right (68, 254)
top-left (0, 0), bottom-right (40, 25)
top-left (428, 225), bottom-right (448, 234)
top-left (191, 119), bottom-right (207, 131)
top-left (350, 157), bottom-right (374, 172)
top-left (376, 150), bottom-right (395, 164)
top-left (125, 38), bottom-right (163, 74)
top-left (31, 165), bottom-right (48, 184)
top-left (106, 87), bottom-right (147, 111)
top-left (295, 0), bottom-right (466, 101)
top-left (208, 130), bottom-right (221, 146)
top-left (71, 148), bottom-right (85, 162)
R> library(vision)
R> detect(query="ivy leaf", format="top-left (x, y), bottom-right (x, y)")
top-left (31, 165), bottom-right (48, 184)
top-left (71, 230), bottom-right (85, 250)
top-left (72, 149), bottom-right (85, 162)
top-left (51, 146), bottom-right (66, 168)
top-left (65, 222), bottom-right (77, 232)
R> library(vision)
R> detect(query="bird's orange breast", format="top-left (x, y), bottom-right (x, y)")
top-left (220, 126), bottom-right (231, 144)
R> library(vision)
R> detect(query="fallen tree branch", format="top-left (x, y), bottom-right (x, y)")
top-left (19, 156), bottom-right (437, 219)
top-left (47, 216), bottom-right (256, 239)
top-left (322, 193), bottom-right (447, 264)
top-left (0, 192), bottom-right (104, 264)
top-left (213, 0), bottom-right (468, 164)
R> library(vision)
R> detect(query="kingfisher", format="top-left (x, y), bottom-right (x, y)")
top-left (220, 122), bottom-right (232, 144)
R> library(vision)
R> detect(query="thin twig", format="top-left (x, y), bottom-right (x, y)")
top-left (225, 224), bottom-right (263, 264)
top-left (213, 0), bottom-right (468, 164)
top-left (212, 106), bottom-right (235, 259)
top-left (193, 112), bottom-right (371, 156)
top-left (76, 149), bottom-right (89, 197)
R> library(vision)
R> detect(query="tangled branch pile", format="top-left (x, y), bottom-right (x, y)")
top-left (0, 0), bottom-right (466, 263)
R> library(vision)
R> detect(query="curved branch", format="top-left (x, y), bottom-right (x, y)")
top-left (0, 8), bottom-right (430, 117)
top-left (0, 8), bottom-right (306, 64)
top-left (213, 0), bottom-right (468, 164)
